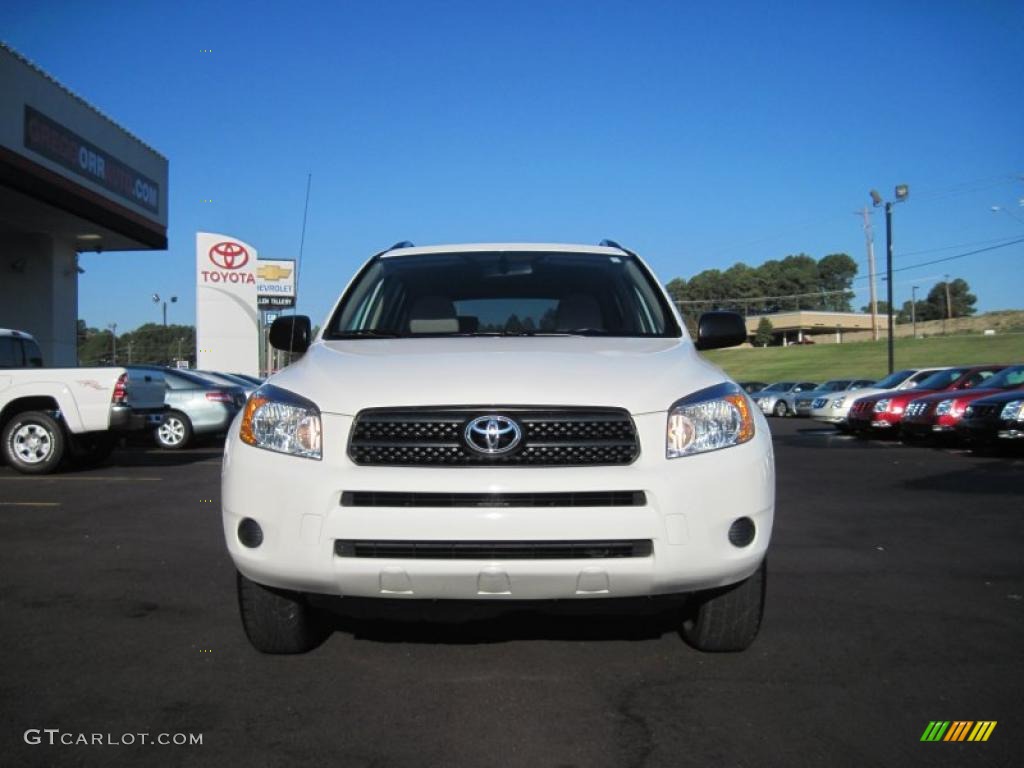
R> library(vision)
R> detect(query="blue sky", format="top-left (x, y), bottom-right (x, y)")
top-left (4, 0), bottom-right (1023, 330)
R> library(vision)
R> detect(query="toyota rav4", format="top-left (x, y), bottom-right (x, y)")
top-left (222, 242), bottom-right (774, 654)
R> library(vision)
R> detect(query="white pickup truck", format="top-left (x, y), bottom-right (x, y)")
top-left (0, 329), bottom-right (167, 474)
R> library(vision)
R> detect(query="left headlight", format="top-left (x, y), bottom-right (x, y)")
top-left (1000, 400), bottom-right (1024, 422)
top-left (874, 398), bottom-right (891, 413)
top-left (239, 384), bottom-right (322, 460)
top-left (667, 382), bottom-right (755, 458)
top-left (935, 399), bottom-right (954, 416)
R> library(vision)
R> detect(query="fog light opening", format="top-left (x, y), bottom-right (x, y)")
top-left (728, 517), bottom-right (755, 548)
top-left (238, 518), bottom-right (264, 548)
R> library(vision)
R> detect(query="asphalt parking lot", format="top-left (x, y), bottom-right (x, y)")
top-left (0, 420), bottom-right (1021, 767)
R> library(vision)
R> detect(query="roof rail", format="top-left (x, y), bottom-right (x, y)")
top-left (389, 240), bottom-right (415, 250)
top-left (599, 239), bottom-right (624, 249)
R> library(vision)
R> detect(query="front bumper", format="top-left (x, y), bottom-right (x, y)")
top-left (109, 405), bottom-right (167, 432)
top-left (222, 410), bottom-right (775, 600)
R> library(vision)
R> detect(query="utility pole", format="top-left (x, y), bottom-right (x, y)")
top-left (858, 208), bottom-right (879, 340)
top-left (911, 285), bottom-right (919, 339)
top-left (107, 322), bottom-right (117, 364)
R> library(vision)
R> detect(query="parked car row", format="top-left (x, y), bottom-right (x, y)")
top-left (746, 363), bottom-right (1024, 451)
top-left (126, 366), bottom-right (262, 449)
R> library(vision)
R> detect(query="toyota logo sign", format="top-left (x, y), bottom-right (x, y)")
top-left (209, 242), bottom-right (250, 270)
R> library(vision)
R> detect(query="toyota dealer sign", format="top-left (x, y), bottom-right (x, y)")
top-left (196, 232), bottom-right (259, 376)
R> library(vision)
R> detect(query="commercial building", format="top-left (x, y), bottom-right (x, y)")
top-left (745, 311), bottom-right (885, 345)
top-left (0, 43), bottom-right (168, 365)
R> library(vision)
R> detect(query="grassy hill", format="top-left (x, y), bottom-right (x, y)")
top-left (702, 333), bottom-right (1024, 382)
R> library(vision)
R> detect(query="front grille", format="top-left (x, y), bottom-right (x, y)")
top-left (849, 400), bottom-right (873, 416)
top-left (341, 491), bottom-right (646, 507)
top-left (812, 397), bottom-right (827, 409)
top-left (965, 404), bottom-right (997, 419)
top-left (905, 401), bottom-right (932, 418)
top-left (349, 407), bottom-right (639, 466)
top-left (334, 539), bottom-right (653, 559)
top-left (796, 399), bottom-right (813, 409)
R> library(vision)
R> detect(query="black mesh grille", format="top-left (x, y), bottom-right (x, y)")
top-left (341, 491), bottom-right (646, 507)
top-left (334, 539), bottom-right (653, 559)
top-left (348, 407), bottom-right (639, 466)
top-left (966, 404), bottom-right (997, 419)
top-left (849, 400), bottom-right (873, 416)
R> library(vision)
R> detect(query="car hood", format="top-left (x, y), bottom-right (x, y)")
top-left (910, 386), bottom-right (1017, 404)
top-left (267, 337), bottom-right (728, 415)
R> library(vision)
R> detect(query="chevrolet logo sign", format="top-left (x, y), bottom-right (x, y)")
top-left (257, 264), bottom-right (293, 281)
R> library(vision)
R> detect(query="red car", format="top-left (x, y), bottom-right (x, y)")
top-left (847, 365), bottom-right (1008, 436)
top-left (902, 365), bottom-right (1024, 440)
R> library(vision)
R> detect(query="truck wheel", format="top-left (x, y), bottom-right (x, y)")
top-left (68, 433), bottom-right (116, 468)
top-left (237, 571), bottom-right (329, 654)
top-left (680, 560), bottom-right (766, 652)
top-left (773, 401), bottom-right (788, 417)
top-left (2, 410), bottom-right (66, 475)
top-left (155, 411), bottom-right (192, 449)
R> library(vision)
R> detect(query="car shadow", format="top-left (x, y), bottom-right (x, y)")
top-left (315, 597), bottom-right (685, 645)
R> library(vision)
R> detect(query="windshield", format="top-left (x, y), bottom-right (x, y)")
top-left (325, 251), bottom-right (680, 338)
top-left (916, 368), bottom-right (969, 390)
top-left (873, 369), bottom-right (915, 389)
top-left (763, 382), bottom-right (795, 392)
top-left (821, 380), bottom-right (851, 391)
top-left (980, 365), bottom-right (1024, 389)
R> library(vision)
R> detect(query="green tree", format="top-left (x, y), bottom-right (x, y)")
top-left (754, 317), bottom-right (774, 347)
top-left (817, 253), bottom-right (857, 311)
top-left (927, 278), bottom-right (976, 319)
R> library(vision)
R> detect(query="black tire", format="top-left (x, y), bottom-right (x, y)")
top-left (155, 411), bottom-right (193, 450)
top-left (68, 432), bottom-right (116, 468)
top-left (773, 401), bottom-right (788, 418)
top-left (681, 560), bottom-right (766, 652)
top-left (236, 571), bottom-right (329, 654)
top-left (2, 410), bottom-right (66, 474)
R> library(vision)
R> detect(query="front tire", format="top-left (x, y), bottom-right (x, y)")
top-left (2, 411), bottom-right (65, 474)
top-left (155, 411), bottom-right (192, 449)
top-left (773, 401), bottom-right (788, 417)
top-left (236, 572), bottom-right (329, 654)
top-left (681, 560), bottom-right (766, 652)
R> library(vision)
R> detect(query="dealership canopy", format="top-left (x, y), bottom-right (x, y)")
top-left (0, 43), bottom-right (169, 365)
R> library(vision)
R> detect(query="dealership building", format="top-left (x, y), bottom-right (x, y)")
top-left (0, 43), bottom-right (168, 365)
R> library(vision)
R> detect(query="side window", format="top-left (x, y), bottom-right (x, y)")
top-left (22, 339), bottom-right (44, 367)
top-left (0, 337), bottom-right (23, 368)
top-left (163, 373), bottom-right (190, 390)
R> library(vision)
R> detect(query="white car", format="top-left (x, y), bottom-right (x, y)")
top-left (1, 329), bottom-right (167, 473)
top-left (810, 367), bottom-right (951, 429)
top-left (222, 242), bottom-right (775, 654)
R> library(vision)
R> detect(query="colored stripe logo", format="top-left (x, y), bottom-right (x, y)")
top-left (921, 721), bottom-right (997, 742)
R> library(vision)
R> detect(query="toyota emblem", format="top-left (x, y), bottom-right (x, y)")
top-left (464, 415), bottom-right (522, 455)
top-left (209, 242), bottom-right (250, 270)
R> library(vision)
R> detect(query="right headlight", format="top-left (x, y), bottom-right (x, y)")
top-left (832, 397), bottom-right (845, 408)
top-left (239, 384), bottom-right (322, 459)
top-left (874, 398), bottom-right (891, 413)
top-left (667, 382), bottom-right (755, 458)
top-left (1000, 400), bottom-right (1024, 421)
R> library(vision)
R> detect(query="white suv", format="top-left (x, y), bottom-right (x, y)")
top-left (222, 243), bottom-right (774, 653)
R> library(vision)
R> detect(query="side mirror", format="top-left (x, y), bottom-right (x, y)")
top-left (269, 315), bottom-right (312, 354)
top-left (695, 311), bottom-right (747, 351)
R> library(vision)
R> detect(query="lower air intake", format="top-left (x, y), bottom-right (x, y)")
top-left (334, 539), bottom-right (653, 560)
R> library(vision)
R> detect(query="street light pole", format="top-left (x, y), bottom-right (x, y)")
top-left (152, 293), bottom-right (178, 327)
top-left (870, 184), bottom-right (909, 375)
top-left (885, 201), bottom-right (894, 374)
